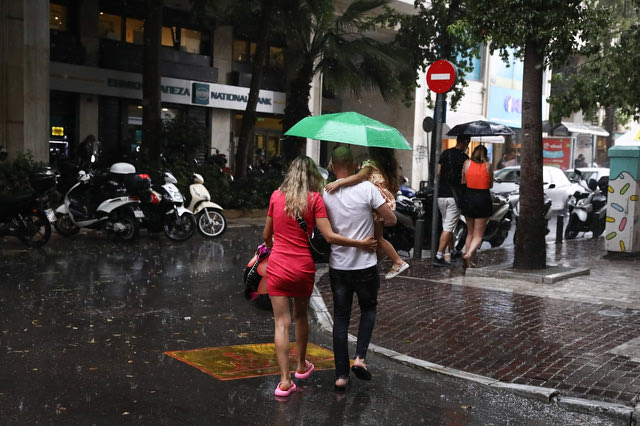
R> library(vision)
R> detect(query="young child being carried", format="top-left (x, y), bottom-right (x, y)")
top-left (325, 146), bottom-right (409, 279)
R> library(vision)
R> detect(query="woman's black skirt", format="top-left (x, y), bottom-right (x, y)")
top-left (462, 188), bottom-right (492, 218)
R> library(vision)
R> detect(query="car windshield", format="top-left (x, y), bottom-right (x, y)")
top-left (494, 168), bottom-right (520, 183)
top-left (566, 170), bottom-right (596, 182)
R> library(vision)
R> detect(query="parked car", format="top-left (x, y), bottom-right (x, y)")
top-left (492, 165), bottom-right (577, 211)
top-left (565, 167), bottom-right (610, 185)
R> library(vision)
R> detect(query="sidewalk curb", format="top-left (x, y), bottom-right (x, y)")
top-left (310, 267), bottom-right (637, 424)
top-left (465, 262), bottom-right (591, 284)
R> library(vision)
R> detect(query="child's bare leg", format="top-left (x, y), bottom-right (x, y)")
top-left (375, 222), bottom-right (403, 267)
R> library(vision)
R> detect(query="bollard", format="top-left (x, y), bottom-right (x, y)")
top-left (556, 215), bottom-right (564, 244)
top-left (413, 218), bottom-right (424, 259)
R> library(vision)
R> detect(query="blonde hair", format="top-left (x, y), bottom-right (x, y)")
top-left (471, 145), bottom-right (489, 163)
top-left (279, 156), bottom-right (325, 218)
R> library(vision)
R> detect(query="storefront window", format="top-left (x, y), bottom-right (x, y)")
top-left (50, 3), bottom-right (68, 31)
top-left (269, 46), bottom-right (284, 70)
top-left (126, 17), bottom-right (145, 45)
top-left (180, 28), bottom-right (201, 54)
top-left (233, 40), bottom-right (249, 62)
top-left (98, 12), bottom-right (122, 40)
top-left (162, 26), bottom-right (176, 47)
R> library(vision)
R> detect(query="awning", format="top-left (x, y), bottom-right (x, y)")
top-left (615, 124), bottom-right (640, 145)
top-left (558, 121), bottom-right (609, 137)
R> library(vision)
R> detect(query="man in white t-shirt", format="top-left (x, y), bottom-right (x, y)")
top-left (322, 146), bottom-right (396, 390)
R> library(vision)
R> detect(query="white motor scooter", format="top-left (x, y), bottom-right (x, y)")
top-left (54, 162), bottom-right (145, 241)
top-left (186, 173), bottom-right (227, 237)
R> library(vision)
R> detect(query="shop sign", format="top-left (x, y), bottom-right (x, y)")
top-left (192, 83), bottom-right (209, 105)
top-left (543, 137), bottom-right (572, 171)
top-left (50, 62), bottom-right (285, 114)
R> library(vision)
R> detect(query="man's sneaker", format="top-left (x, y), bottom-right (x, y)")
top-left (432, 257), bottom-right (452, 267)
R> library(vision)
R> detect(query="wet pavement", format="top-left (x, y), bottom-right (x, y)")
top-left (314, 236), bottom-right (640, 419)
top-left (0, 212), bottom-right (636, 424)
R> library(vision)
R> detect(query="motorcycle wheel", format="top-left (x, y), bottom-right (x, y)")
top-left (115, 214), bottom-right (140, 242)
top-left (453, 221), bottom-right (467, 252)
top-left (489, 226), bottom-right (508, 247)
top-left (196, 209), bottom-right (227, 238)
top-left (163, 212), bottom-right (196, 241)
top-left (16, 211), bottom-right (51, 247)
top-left (564, 214), bottom-right (580, 240)
top-left (54, 213), bottom-right (80, 236)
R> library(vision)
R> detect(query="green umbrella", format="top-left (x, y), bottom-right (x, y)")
top-left (284, 112), bottom-right (412, 150)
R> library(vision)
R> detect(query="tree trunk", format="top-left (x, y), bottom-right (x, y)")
top-left (141, 0), bottom-right (163, 170)
top-left (234, 0), bottom-right (274, 179)
top-left (604, 106), bottom-right (616, 150)
top-left (282, 59), bottom-right (314, 161)
top-left (513, 40), bottom-right (546, 269)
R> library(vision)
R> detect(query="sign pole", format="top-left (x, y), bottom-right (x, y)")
top-left (429, 93), bottom-right (445, 261)
top-left (421, 59), bottom-right (456, 261)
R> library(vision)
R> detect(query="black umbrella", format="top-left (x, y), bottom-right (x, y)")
top-left (446, 120), bottom-right (515, 137)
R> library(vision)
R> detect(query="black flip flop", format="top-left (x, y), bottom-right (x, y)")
top-left (334, 377), bottom-right (351, 391)
top-left (351, 365), bottom-right (372, 381)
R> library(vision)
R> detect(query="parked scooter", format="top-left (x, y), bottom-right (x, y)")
top-left (0, 167), bottom-right (58, 247)
top-left (511, 192), bottom-right (553, 244)
top-left (384, 185), bottom-right (438, 255)
top-left (564, 174), bottom-right (608, 240)
top-left (454, 192), bottom-right (512, 250)
top-left (186, 172), bottom-right (227, 238)
top-left (131, 167), bottom-right (196, 242)
top-left (54, 162), bottom-right (145, 241)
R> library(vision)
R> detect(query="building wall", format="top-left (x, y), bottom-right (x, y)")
top-left (1, 0), bottom-right (50, 162)
top-left (211, 26), bottom-right (233, 159)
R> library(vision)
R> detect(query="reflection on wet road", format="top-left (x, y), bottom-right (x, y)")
top-left (0, 226), bottom-right (616, 424)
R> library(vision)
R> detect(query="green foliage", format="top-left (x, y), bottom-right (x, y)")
top-left (549, 0), bottom-right (640, 122)
top-left (161, 117), bottom-right (209, 163)
top-left (157, 157), bottom-right (283, 210)
top-left (453, 0), bottom-right (609, 68)
top-left (281, 0), bottom-right (416, 135)
top-left (0, 152), bottom-right (46, 196)
top-left (394, 0), bottom-right (479, 109)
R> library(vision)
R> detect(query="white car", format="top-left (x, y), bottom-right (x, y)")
top-left (565, 167), bottom-right (610, 186)
top-left (492, 165), bottom-right (578, 211)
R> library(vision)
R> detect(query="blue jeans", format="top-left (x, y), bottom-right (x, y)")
top-left (329, 265), bottom-right (379, 379)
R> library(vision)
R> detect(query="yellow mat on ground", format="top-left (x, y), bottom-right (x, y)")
top-left (165, 342), bottom-right (335, 380)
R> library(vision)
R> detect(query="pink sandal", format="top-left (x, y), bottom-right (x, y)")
top-left (274, 381), bottom-right (296, 397)
top-left (294, 360), bottom-right (315, 379)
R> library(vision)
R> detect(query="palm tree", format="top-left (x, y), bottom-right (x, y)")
top-left (280, 0), bottom-right (413, 160)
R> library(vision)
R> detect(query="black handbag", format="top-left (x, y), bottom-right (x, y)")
top-left (296, 216), bottom-right (331, 263)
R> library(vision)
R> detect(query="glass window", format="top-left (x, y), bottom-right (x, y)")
top-left (494, 168), bottom-right (520, 183)
top-left (180, 28), bottom-right (202, 54)
top-left (50, 3), bottom-right (68, 31)
top-left (269, 46), bottom-right (284, 70)
top-left (98, 12), bottom-right (122, 40)
top-left (233, 40), bottom-right (249, 62)
top-left (457, 46), bottom-right (482, 81)
top-left (126, 17), bottom-right (145, 45)
top-left (162, 26), bottom-right (177, 47)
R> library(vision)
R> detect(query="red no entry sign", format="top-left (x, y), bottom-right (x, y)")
top-left (426, 60), bottom-right (457, 94)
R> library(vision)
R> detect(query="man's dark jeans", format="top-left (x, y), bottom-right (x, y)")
top-left (329, 265), bottom-right (379, 379)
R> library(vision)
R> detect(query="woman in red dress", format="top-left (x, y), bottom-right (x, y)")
top-left (262, 156), bottom-right (377, 397)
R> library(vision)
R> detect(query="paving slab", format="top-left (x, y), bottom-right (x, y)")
top-left (312, 237), bottom-right (640, 411)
